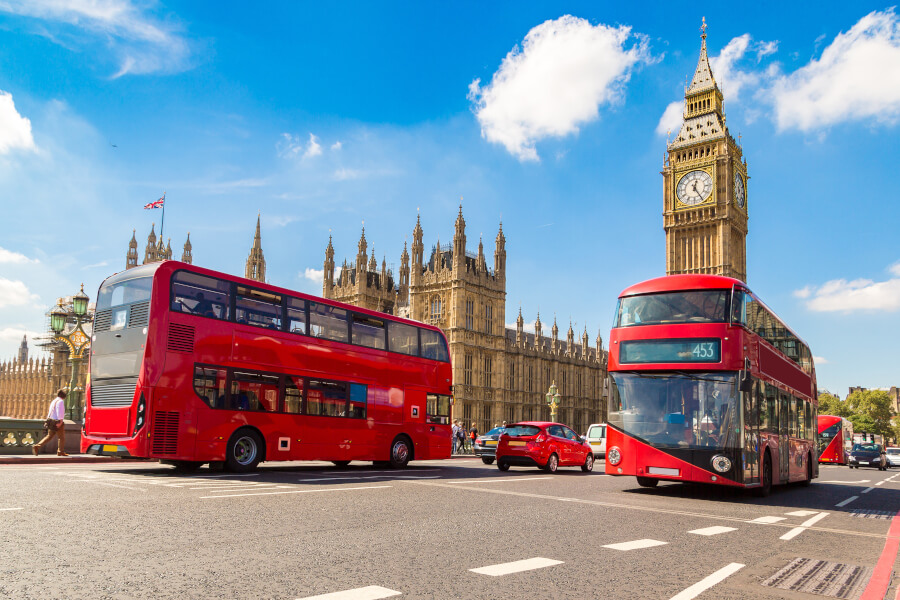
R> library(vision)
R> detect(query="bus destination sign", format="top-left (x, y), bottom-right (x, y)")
top-left (619, 339), bottom-right (721, 364)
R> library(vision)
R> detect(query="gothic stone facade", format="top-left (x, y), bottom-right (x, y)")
top-left (663, 23), bottom-right (749, 283)
top-left (324, 208), bottom-right (608, 435)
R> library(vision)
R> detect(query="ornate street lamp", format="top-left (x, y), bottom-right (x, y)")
top-left (546, 381), bottom-right (561, 422)
top-left (49, 285), bottom-right (93, 422)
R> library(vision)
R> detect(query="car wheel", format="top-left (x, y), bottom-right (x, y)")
top-left (582, 454), bottom-right (594, 472)
top-left (389, 436), bottom-right (412, 469)
top-left (636, 476), bottom-right (658, 488)
top-left (225, 429), bottom-right (263, 473)
top-left (543, 453), bottom-right (559, 473)
top-left (497, 461), bottom-right (510, 471)
top-left (756, 452), bottom-right (772, 497)
top-left (481, 457), bottom-right (495, 465)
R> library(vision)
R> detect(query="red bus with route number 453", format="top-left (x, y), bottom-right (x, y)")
top-left (605, 275), bottom-right (818, 496)
top-left (82, 261), bottom-right (454, 472)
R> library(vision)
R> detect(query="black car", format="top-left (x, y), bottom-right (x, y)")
top-left (848, 443), bottom-right (888, 470)
top-left (473, 426), bottom-right (505, 464)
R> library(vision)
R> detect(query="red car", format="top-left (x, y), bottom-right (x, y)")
top-left (496, 422), bottom-right (594, 473)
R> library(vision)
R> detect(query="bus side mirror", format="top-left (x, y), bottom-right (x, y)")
top-left (740, 357), bottom-right (752, 392)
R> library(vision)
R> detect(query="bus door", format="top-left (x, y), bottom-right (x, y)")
top-left (778, 390), bottom-right (790, 484)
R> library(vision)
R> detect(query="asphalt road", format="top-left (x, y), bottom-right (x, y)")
top-left (1, 459), bottom-right (898, 599)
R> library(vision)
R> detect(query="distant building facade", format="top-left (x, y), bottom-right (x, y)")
top-left (323, 207), bottom-right (608, 435)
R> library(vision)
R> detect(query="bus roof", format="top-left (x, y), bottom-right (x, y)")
top-left (619, 274), bottom-right (744, 297)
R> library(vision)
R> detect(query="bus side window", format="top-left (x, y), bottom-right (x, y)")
top-left (420, 329), bottom-right (449, 362)
top-left (349, 384), bottom-right (367, 419)
top-left (351, 314), bottom-right (387, 350)
top-left (284, 376), bottom-right (305, 414)
top-left (193, 366), bottom-right (227, 409)
top-left (388, 322), bottom-right (419, 356)
top-left (286, 297), bottom-right (307, 335)
top-left (308, 379), bottom-right (348, 417)
top-left (309, 303), bottom-right (349, 343)
top-left (426, 393), bottom-right (451, 424)
top-left (172, 271), bottom-right (231, 320)
top-left (236, 286), bottom-right (282, 330)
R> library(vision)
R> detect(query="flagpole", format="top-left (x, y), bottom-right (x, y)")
top-left (160, 192), bottom-right (166, 241)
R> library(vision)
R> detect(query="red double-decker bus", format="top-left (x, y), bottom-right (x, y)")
top-left (82, 261), bottom-right (453, 471)
top-left (818, 415), bottom-right (853, 465)
top-left (605, 275), bottom-right (818, 496)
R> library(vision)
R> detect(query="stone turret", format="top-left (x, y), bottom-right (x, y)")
top-left (245, 214), bottom-right (266, 282)
top-left (567, 322), bottom-right (575, 356)
top-left (181, 233), bottom-right (193, 264)
top-left (126, 230), bottom-right (138, 269)
top-left (143, 224), bottom-right (158, 264)
top-left (324, 235), bottom-right (335, 296)
top-left (494, 222), bottom-right (506, 279)
top-left (516, 307), bottom-right (524, 346)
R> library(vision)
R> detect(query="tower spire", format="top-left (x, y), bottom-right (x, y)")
top-left (245, 213), bottom-right (266, 282)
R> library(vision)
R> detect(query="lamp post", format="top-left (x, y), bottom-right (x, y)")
top-left (49, 284), bottom-right (92, 422)
top-left (546, 381), bottom-right (561, 422)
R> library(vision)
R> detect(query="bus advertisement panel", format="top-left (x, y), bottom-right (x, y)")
top-left (82, 261), bottom-right (453, 471)
top-left (605, 275), bottom-right (818, 496)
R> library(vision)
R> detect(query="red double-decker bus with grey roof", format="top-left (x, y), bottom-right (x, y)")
top-left (82, 260), bottom-right (453, 472)
top-left (818, 415), bottom-right (853, 465)
top-left (606, 274), bottom-right (818, 495)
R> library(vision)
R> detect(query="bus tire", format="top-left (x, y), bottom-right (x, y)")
top-left (388, 436), bottom-right (412, 469)
top-left (756, 452), bottom-right (773, 497)
top-left (636, 476), bottom-right (658, 488)
top-left (801, 454), bottom-right (812, 487)
top-left (168, 460), bottom-right (203, 472)
top-left (225, 428), bottom-right (263, 472)
top-left (332, 461), bottom-right (351, 468)
top-left (481, 457), bottom-right (495, 465)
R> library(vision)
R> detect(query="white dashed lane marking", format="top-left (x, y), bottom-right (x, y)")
top-left (603, 539), bottom-right (668, 551)
top-left (780, 512), bottom-right (829, 541)
top-left (668, 563), bottom-right (745, 600)
top-left (785, 510), bottom-right (819, 517)
top-left (469, 557), bottom-right (563, 576)
top-left (0, 507), bottom-right (23, 511)
top-left (749, 516), bottom-right (786, 524)
top-left (296, 585), bottom-right (402, 599)
top-left (689, 526), bottom-right (737, 536)
top-left (200, 485), bottom-right (392, 499)
top-left (836, 496), bottom-right (859, 508)
top-left (862, 487), bottom-right (875, 494)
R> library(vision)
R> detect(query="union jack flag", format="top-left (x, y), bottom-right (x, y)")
top-left (144, 192), bottom-right (165, 210)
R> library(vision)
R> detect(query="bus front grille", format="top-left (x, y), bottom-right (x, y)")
top-left (152, 411), bottom-right (179, 455)
top-left (167, 324), bottom-right (195, 353)
top-left (90, 378), bottom-right (138, 407)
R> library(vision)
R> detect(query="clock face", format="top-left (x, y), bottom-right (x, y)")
top-left (676, 170), bottom-right (713, 205)
top-left (734, 173), bottom-right (745, 208)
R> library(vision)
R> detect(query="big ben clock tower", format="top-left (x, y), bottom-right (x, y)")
top-left (663, 19), bottom-right (748, 282)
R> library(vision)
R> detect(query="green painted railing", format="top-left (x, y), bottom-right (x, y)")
top-left (0, 418), bottom-right (81, 455)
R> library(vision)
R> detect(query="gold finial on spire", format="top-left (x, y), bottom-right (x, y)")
top-left (701, 16), bottom-right (707, 39)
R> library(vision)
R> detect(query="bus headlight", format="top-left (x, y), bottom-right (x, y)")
top-left (711, 455), bottom-right (732, 473)
top-left (608, 446), bottom-right (622, 466)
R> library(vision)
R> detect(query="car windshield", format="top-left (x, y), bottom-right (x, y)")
top-left (852, 444), bottom-right (880, 452)
top-left (504, 425), bottom-right (541, 437)
top-left (887, 449), bottom-right (900, 455)
top-left (608, 371), bottom-right (740, 450)
top-left (485, 427), bottom-right (505, 436)
top-left (586, 425), bottom-right (605, 439)
top-left (615, 290), bottom-right (729, 327)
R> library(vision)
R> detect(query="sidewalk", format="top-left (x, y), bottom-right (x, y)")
top-left (0, 454), bottom-right (151, 465)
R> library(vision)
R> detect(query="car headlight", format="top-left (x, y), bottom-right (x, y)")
top-left (711, 455), bottom-right (732, 473)
top-left (608, 446), bottom-right (622, 466)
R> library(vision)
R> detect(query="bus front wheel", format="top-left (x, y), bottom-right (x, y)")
top-left (226, 429), bottom-right (263, 472)
top-left (389, 436), bottom-right (412, 469)
top-left (636, 476), bottom-right (658, 488)
top-left (756, 453), bottom-right (773, 497)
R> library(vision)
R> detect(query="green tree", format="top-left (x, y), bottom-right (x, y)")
top-left (818, 393), bottom-right (851, 418)
top-left (846, 389), bottom-right (895, 440)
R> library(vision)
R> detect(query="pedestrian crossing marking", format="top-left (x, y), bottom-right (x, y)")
top-left (689, 526), bottom-right (737, 536)
top-left (750, 516), bottom-right (786, 524)
top-left (470, 557), bottom-right (563, 576)
top-left (296, 586), bottom-right (402, 599)
top-left (603, 539), bottom-right (668, 551)
top-left (785, 510), bottom-right (818, 517)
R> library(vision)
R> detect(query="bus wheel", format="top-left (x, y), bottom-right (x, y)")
top-left (756, 453), bottom-right (773, 497)
top-left (226, 429), bottom-right (263, 472)
top-left (543, 453), bottom-right (559, 473)
top-left (582, 454), bottom-right (594, 472)
top-left (389, 436), bottom-right (412, 469)
top-left (636, 476), bottom-right (658, 488)
top-left (801, 455), bottom-right (812, 486)
top-left (481, 457), bottom-right (495, 465)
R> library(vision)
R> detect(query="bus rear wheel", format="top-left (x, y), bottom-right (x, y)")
top-left (801, 454), bottom-right (812, 486)
top-left (756, 453), bottom-right (773, 497)
top-left (389, 436), bottom-right (412, 469)
top-left (226, 429), bottom-right (263, 472)
top-left (636, 476), bottom-right (658, 488)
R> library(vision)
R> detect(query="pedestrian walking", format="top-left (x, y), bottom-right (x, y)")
top-left (452, 420), bottom-right (460, 454)
top-left (456, 422), bottom-right (466, 454)
top-left (33, 389), bottom-right (68, 456)
top-left (469, 422), bottom-right (479, 452)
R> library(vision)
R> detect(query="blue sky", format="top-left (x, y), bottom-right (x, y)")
top-left (1, 1), bottom-right (899, 399)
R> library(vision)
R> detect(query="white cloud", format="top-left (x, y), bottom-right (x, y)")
top-left (303, 133), bottom-right (322, 159)
top-left (656, 101), bottom-right (683, 136)
top-left (0, 0), bottom-right (192, 77)
top-left (333, 168), bottom-right (361, 181)
top-left (756, 40), bottom-right (779, 61)
top-left (468, 15), bottom-right (652, 161)
top-left (813, 356), bottom-right (829, 365)
top-left (0, 90), bottom-right (36, 154)
top-left (0, 326), bottom-right (45, 350)
top-left (772, 9), bottom-right (900, 131)
top-left (278, 133), bottom-right (323, 160)
top-left (331, 141), bottom-right (342, 151)
top-left (0, 278), bottom-right (40, 308)
top-left (0, 246), bottom-right (38, 264)
top-left (303, 268), bottom-right (323, 285)
top-left (797, 262), bottom-right (900, 312)
top-left (82, 260), bottom-right (109, 269)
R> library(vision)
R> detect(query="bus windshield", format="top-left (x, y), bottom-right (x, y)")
top-left (97, 276), bottom-right (153, 311)
top-left (615, 290), bottom-right (729, 327)
top-left (608, 371), bottom-right (740, 450)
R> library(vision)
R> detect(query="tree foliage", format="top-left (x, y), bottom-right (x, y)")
top-left (818, 393), bottom-right (850, 418)
top-left (818, 390), bottom-right (897, 442)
